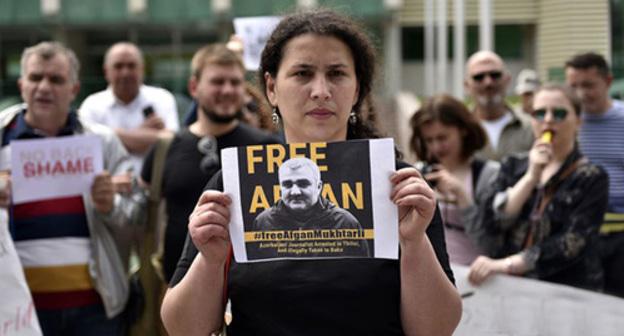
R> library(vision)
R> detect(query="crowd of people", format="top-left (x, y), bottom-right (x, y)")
top-left (414, 49), bottom-right (624, 298)
top-left (0, 6), bottom-right (622, 336)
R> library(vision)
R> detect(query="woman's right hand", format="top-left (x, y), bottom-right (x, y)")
top-left (424, 167), bottom-right (470, 206)
top-left (526, 138), bottom-right (552, 182)
top-left (188, 190), bottom-right (232, 265)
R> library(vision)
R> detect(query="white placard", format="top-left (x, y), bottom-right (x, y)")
top-left (233, 16), bottom-right (281, 71)
top-left (0, 210), bottom-right (42, 336)
top-left (222, 139), bottom-right (398, 262)
top-left (10, 135), bottom-right (103, 204)
top-left (452, 264), bottom-right (624, 336)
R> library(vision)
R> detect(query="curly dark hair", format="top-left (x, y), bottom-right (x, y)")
top-left (258, 9), bottom-right (382, 140)
top-left (410, 94), bottom-right (488, 162)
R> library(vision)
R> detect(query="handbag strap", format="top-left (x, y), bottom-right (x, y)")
top-left (524, 157), bottom-right (588, 248)
top-left (148, 133), bottom-right (174, 202)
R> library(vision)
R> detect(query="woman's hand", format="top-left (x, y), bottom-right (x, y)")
top-left (188, 190), bottom-right (232, 266)
top-left (526, 138), bottom-right (553, 183)
top-left (425, 167), bottom-right (470, 207)
top-left (391, 167), bottom-right (436, 246)
top-left (468, 254), bottom-right (525, 285)
top-left (467, 256), bottom-right (508, 285)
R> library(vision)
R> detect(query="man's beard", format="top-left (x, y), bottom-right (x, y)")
top-left (476, 93), bottom-right (504, 108)
top-left (201, 105), bottom-right (242, 124)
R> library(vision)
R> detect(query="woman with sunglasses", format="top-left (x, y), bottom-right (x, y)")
top-left (468, 84), bottom-right (608, 291)
top-left (161, 9), bottom-right (462, 336)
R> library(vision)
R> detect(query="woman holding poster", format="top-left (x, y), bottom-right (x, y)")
top-left (161, 9), bottom-right (462, 336)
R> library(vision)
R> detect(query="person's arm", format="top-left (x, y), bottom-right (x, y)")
top-left (160, 190), bottom-right (231, 335)
top-left (503, 139), bottom-right (551, 216)
top-left (95, 125), bottom-right (147, 230)
top-left (161, 250), bottom-right (226, 335)
top-left (391, 167), bottom-right (462, 336)
top-left (115, 116), bottom-right (172, 155)
top-left (469, 163), bottom-right (609, 285)
top-left (425, 167), bottom-right (472, 208)
top-left (462, 160), bottom-right (502, 256)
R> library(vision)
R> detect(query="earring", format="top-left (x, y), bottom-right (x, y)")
top-left (271, 107), bottom-right (280, 125)
top-left (349, 111), bottom-right (357, 125)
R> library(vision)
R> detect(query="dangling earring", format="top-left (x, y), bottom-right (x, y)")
top-left (272, 107), bottom-right (280, 125)
top-left (349, 111), bottom-right (357, 125)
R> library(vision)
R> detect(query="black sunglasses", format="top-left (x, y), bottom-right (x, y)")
top-left (532, 107), bottom-right (569, 122)
top-left (282, 179), bottom-right (312, 189)
top-left (471, 70), bottom-right (503, 82)
top-left (197, 136), bottom-right (220, 173)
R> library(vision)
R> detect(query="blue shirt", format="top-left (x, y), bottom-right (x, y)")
top-left (579, 100), bottom-right (624, 213)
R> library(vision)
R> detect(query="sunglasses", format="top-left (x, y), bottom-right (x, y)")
top-left (197, 136), bottom-right (220, 173)
top-left (282, 179), bottom-right (312, 189)
top-left (532, 107), bottom-right (569, 122)
top-left (471, 70), bottom-right (503, 82)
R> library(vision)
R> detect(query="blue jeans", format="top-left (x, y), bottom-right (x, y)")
top-left (36, 303), bottom-right (123, 336)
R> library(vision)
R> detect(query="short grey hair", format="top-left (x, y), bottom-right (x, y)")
top-left (278, 157), bottom-right (321, 184)
top-left (21, 41), bottom-right (80, 83)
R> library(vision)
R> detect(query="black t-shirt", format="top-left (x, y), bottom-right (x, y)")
top-left (170, 161), bottom-right (454, 336)
top-left (142, 123), bottom-right (281, 282)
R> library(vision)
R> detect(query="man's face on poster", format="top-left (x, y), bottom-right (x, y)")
top-left (279, 165), bottom-right (321, 212)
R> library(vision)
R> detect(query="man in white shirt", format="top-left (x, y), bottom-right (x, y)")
top-left (80, 42), bottom-right (179, 173)
top-left (464, 51), bottom-right (533, 161)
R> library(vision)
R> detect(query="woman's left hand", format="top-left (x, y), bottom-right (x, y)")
top-left (391, 167), bottom-right (436, 245)
top-left (467, 256), bottom-right (509, 285)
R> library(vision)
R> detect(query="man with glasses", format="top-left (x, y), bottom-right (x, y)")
top-left (464, 51), bottom-right (534, 161)
top-left (140, 43), bottom-right (279, 283)
top-left (252, 157), bottom-right (370, 257)
top-left (565, 52), bottom-right (624, 298)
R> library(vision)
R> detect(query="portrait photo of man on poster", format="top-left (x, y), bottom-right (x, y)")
top-left (223, 139), bottom-right (399, 262)
top-left (252, 157), bottom-right (361, 230)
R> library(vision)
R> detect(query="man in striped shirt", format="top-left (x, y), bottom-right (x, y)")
top-left (566, 52), bottom-right (624, 298)
top-left (0, 42), bottom-right (141, 335)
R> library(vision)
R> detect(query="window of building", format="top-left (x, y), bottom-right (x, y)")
top-left (402, 24), bottom-right (525, 61)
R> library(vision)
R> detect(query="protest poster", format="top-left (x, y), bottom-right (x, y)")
top-left (0, 210), bottom-right (42, 336)
top-left (233, 16), bottom-right (281, 70)
top-left (222, 138), bottom-right (398, 262)
top-left (10, 135), bottom-right (103, 204)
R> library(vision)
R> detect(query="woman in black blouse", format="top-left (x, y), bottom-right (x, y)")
top-left (160, 9), bottom-right (461, 336)
top-left (468, 84), bottom-right (608, 291)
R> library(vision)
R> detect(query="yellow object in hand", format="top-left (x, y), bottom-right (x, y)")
top-left (541, 131), bottom-right (552, 143)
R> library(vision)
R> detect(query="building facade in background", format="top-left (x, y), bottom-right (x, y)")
top-left (400, 0), bottom-right (614, 97)
top-left (0, 0), bottom-right (621, 110)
